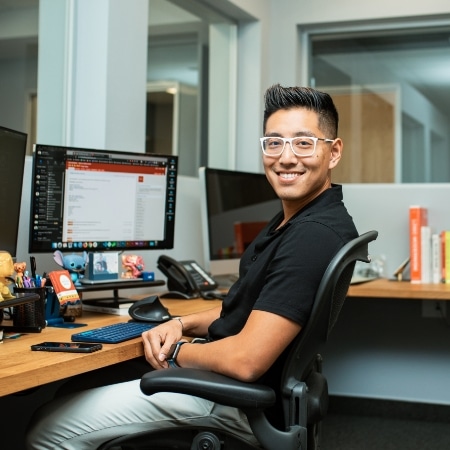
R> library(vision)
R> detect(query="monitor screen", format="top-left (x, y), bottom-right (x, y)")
top-left (199, 167), bottom-right (281, 277)
top-left (29, 145), bottom-right (178, 253)
top-left (0, 125), bottom-right (28, 258)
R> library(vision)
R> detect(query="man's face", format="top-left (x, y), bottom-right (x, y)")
top-left (262, 107), bottom-right (342, 213)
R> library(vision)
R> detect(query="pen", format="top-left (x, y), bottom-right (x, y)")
top-left (30, 256), bottom-right (37, 279)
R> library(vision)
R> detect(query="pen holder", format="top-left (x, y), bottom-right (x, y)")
top-left (12, 287), bottom-right (47, 329)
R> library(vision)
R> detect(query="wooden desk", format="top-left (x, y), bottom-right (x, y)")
top-left (0, 298), bottom-right (221, 397)
top-left (5, 280), bottom-right (448, 398)
top-left (347, 278), bottom-right (450, 301)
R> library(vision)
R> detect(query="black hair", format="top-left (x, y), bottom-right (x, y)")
top-left (263, 84), bottom-right (339, 137)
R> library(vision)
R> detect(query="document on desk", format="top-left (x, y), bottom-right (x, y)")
top-left (350, 274), bottom-right (378, 285)
top-left (213, 273), bottom-right (239, 288)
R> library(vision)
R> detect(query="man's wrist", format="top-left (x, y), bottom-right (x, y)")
top-left (173, 317), bottom-right (184, 333)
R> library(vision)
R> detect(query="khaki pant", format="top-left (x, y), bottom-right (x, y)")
top-left (26, 378), bottom-right (258, 450)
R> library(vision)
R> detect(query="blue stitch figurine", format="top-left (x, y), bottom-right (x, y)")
top-left (53, 251), bottom-right (88, 285)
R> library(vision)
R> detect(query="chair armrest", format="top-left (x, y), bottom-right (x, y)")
top-left (140, 368), bottom-right (276, 410)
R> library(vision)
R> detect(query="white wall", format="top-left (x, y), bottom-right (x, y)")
top-left (342, 183), bottom-right (450, 277)
top-left (335, 184), bottom-right (450, 404)
top-left (323, 295), bottom-right (450, 405)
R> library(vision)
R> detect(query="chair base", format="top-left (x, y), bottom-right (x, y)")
top-left (98, 426), bottom-right (262, 450)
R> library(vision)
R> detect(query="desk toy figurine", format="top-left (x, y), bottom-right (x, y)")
top-left (0, 251), bottom-right (16, 300)
top-left (53, 250), bottom-right (88, 285)
top-left (121, 254), bottom-right (145, 278)
top-left (13, 261), bottom-right (27, 286)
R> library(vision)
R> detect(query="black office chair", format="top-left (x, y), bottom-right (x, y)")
top-left (99, 230), bottom-right (378, 450)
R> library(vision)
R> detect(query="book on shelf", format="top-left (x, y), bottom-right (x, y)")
top-left (431, 233), bottom-right (441, 284)
top-left (82, 303), bottom-right (133, 316)
top-left (420, 225), bottom-right (431, 284)
top-left (409, 206), bottom-right (428, 283)
top-left (441, 230), bottom-right (450, 284)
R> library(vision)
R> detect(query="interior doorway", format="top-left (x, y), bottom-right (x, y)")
top-left (146, 81), bottom-right (198, 177)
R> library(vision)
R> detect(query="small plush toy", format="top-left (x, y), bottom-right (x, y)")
top-left (53, 251), bottom-right (88, 285)
top-left (121, 254), bottom-right (145, 279)
top-left (13, 261), bottom-right (27, 280)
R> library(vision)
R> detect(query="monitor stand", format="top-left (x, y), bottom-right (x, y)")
top-left (77, 279), bottom-right (165, 307)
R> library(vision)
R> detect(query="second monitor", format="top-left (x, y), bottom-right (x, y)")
top-left (199, 167), bottom-right (281, 281)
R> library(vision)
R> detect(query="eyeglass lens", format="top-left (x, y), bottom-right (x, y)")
top-left (261, 137), bottom-right (317, 156)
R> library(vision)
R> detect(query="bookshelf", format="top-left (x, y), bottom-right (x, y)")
top-left (347, 278), bottom-right (450, 301)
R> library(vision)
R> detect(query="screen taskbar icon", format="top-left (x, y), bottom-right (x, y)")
top-left (49, 240), bottom-right (159, 250)
top-left (51, 241), bottom-right (100, 250)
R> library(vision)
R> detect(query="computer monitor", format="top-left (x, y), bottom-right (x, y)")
top-left (199, 167), bottom-right (281, 278)
top-left (0, 125), bottom-right (28, 258)
top-left (29, 145), bottom-right (178, 256)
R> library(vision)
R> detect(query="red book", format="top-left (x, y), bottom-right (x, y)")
top-left (409, 206), bottom-right (428, 283)
top-left (48, 270), bottom-right (80, 305)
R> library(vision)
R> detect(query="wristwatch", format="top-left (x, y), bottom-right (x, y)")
top-left (167, 341), bottom-right (187, 368)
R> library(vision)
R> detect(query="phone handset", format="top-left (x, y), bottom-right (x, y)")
top-left (157, 255), bottom-right (218, 299)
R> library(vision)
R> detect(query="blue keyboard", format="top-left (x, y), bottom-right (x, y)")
top-left (71, 321), bottom-right (156, 344)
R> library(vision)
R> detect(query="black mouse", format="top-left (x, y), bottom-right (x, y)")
top-left (128, 296), bottom-right (172, 323)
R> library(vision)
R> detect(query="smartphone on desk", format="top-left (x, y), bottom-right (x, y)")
top-left (31, 342), bottom-right (102, 353)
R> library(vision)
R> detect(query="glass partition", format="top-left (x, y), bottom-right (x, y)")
top-left (309, 25), bottom-right (450, 183)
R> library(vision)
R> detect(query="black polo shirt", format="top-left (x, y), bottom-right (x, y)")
top-left (208, 184), bottom-right (358, 340)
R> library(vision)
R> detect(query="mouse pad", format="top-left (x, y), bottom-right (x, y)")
top-left (48, 322), bottom-right (87, 328)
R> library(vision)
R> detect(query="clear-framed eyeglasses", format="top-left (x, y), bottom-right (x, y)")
top-left (260, 136), bottom-right (334, 157)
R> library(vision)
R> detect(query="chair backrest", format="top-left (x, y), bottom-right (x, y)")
top-left (280, 231), bottom-right (378, 422)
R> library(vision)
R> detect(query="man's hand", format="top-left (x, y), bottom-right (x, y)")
top-left (141, 319), bottom-right (184, 369)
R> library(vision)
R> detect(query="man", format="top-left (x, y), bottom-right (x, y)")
top-left (26, 85), bottom-right (358, 449)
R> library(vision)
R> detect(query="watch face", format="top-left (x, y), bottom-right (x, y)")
top-left (172, 341), bottom-right (186, 361)
top-left (167, 342), bottom-right (177, 359)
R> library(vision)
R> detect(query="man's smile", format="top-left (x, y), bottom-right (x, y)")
top-left (276, 171), bottom-right (304, 180)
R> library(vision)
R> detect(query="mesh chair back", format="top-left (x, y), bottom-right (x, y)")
top-left (281, 230), bottom-right (378, 393)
